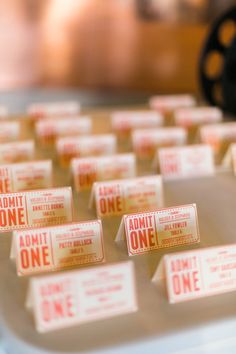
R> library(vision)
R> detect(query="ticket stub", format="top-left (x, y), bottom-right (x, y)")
top-left (0, 160), bottom-right (53, 193)
top-left (152, 244), bottom-right (236, 303)
top-left (158, 145), bottom-right (215, 180)
top-left (0, 187), bottom-right (73, 233)
top-left (0, 121), bottom-right (20, 143)
top-left (111, 110), bottom-right (163, 134)
top-left (56, 134), bottom-right (117, 167)
top-left (11, 220), bottom-right (105, 276)
top-left (174, 107), bottom-right (222, 128)
top-left (132, 128), bottom-right (187, 159)
top-left (28, 101), bottom-right (80, 121)
top-left (71, 153), bottom-right (136, 191)
top-left (149, 94), bottom-right (196, 112)
top-left (0, 106), bottom-right (8, 119)
top-left (116, 204), bottom-right (199, 256)
top-left (0, 140), bottom-right (35, 164)
top-left (35, 116), bottom-right (92, 144)
top-left (200, 122), bottom-right (236, 155)
top-left (90, 175), bottom-right (163, 217)
top-left (26, 261), bottom-right (137, 332)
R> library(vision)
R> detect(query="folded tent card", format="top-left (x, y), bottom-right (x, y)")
top-left (10, 220), bottom-right (105, 276)
top-left (199, 122), bottom-right (236, 158)
top-left (0, 140), bottom-right (35, 164)
top-left (149, 94), bottom-right (196, 113)
top-left (56, 134), bottom-right (117, 167)
top-left (0, 187), bottom-right (73, 233)
top-left (174, 106), bottom-right (223, 128)
top-left (111, 110), bottom-right (163, 135)
top-left (35, 116), bottom-right (92, 145)
top-left (152, 243), bottom-right (236, 303)
top-left (27, 101), bottom-right (80, 121)
top-left (116, 204), bottom-right (200, 256)
top-left (0, 121), bottom-right (21, 143)
top-left (89, 175), bottom-right (163, 218)
top-left (71, 153), bottom-right (136, 191)
top-left (26, 260), bottom-right (137, 333)
top-left (0, 160), bottom-right (53, 193)
top-left (154, 144), bottom-right (215, 180)
top-left (132, 127), bottom-right (187, 160)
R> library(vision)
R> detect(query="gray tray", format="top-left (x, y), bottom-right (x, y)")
top-left (1, 90), bottom-right (236, 354)
top-left (1, 172), bottom-right (236, 354)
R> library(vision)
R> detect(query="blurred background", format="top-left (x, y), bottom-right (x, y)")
top-left (0, 0), bottom-right (235, 95)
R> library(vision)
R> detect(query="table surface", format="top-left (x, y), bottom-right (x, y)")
top-left (0, 88), bottom-right (149, 114)
top-left (1, 90), bottom-right (236, 354)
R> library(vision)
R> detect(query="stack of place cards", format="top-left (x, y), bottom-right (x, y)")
top-left (199, 122), bottom-right (236, 160)
top-left (111, 110), bottom-right (163, 136)
top-left (0, 160), bottom-right (52, 193)
top-left (26, 261), bottom-right (137, 332)
top-left (152, 244), bottom-right (236, 303)
top-left (0, 140), bottom-right (35, 164)
top-left (0, 187), bottom-right (73, 232)
top-left (56, 134), bottom-right (117, 167)
top-left (174, 107), bottom-right (222, 128)
top-left (89, 175), bottom-right (163, 217)
top-left (71, 153), bottom-right (136, 191)
top-left (149, 94), bottom-right (196, 113)
top-left (35, 116), bottom-right (92, 145)
top-left (27, 101), bottom-right (80, 121)
top-left (156, 144), bottom-right (215, 180)
top-left (132, 127), bottom-right (187, 159)
top-left (116, 204), bottom-right (200, 255)
top-left (11, 220), bottom-right (105, 276)
top-left (0, 105), bottom-right (8, 119)
top-left (0, 121), bottom-right (21, 143)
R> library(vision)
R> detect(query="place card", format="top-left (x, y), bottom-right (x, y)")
top-left (152, 244), bottom-right (236, 303)
top-left (132, 127), bottom-right (187, 159)
top-left (11, 220), bottom-right (105, 276)
top-left (26, 261), bottom-right (137, 332)
top-left (36, 116), bottom-right (92, 144)
top-left (157, 144), bottom-right (215, 180)
top-left (199, 122), bottom-right (236, 156)
top-left (71, 153), bottom-right (136, 191)
top-left (28, 101), bottom-right (80, 121)
top-left (174, 107), bottom-right (222, 128)
top-left (56, 134), bottom-right (117, 167)
top-left (116, 204), bottom-right (200, 256)
top-left (0, 187), bottom-right (73, 233)
top-left (89, 175), bottom-right (163, 217)
top-left (111, 110), bottom-right (163, 135)
top-left (0, 160), bottom-right (53, 193)
top-left (0, 121), bottom-right (21, 143)
top-left (0, 140), bottom-right (35, 164)
top-left (149, 94), bottom-right (196, 113)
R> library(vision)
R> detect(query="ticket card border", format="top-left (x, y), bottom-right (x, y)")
top-left (27, 260), bottom-right (138, 332)
top-left (13, 219), bottom-right (105, 276)
top-left (123, 203), bottom-right (200, 256)
top-left (161, 243), bottom-right (236, 303)
top-left (0, 186), bottom-right (74, 233)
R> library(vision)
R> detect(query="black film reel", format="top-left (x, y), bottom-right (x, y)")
top-left (199, 7), bottom-right (236, 115)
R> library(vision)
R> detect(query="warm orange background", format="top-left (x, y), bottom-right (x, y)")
top-left (0, 0), bottom-right (226, 94)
